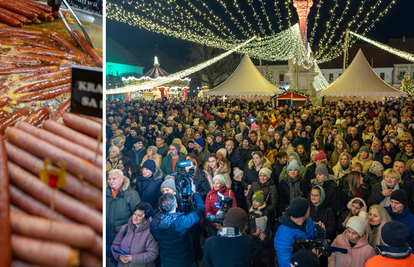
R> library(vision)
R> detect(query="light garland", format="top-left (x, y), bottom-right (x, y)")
top-left (247, 0), bottom-right (266, 35)
top-left (258, 0), bottom-right (276, 35)
top-left (107, 36), bottom-right (257, 94)
top-left (314, 0), bottom-right (339, 57)
top-left (349, 31), bottom-right (414, 63)
top-left (273, 0), bottom-right (284, 31)
top-left (308, 0), bottom-right (322, 46)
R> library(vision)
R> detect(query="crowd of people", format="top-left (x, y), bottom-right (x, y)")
top-left (105, 97), bottom-right (414, 267)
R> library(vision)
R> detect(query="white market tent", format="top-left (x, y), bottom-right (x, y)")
top-left (204, 55), bottom-right (282, 100)
top-left (321, 49), bottom-right (406, 102)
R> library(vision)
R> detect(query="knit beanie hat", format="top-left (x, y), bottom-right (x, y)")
top-left (346, 213), bottom-right (368, 237)
top-left (259, 168), bottom-right (272, 179)
top-left (213, 174), bottom-right (227, 186)
top-left (195, 137), bottom-right (204, 147)
top-left (359, 146), bottom-right (370, 153)
top-left (252, 190), bottom-right (264, 203)
top-left (314, 150), bottom-right (327, 161)
top-left (315, 162), bottom-right (329, 177)
top-left (149, 146), bottom-right (158, 155)
top-left (369, 161), bottom-right (384, 174)
top-left (113, 137), bottom-right (123, 145)
top-left (289, 197), bottom-right (309, 218)
top-left (390, 189), bottom-right (408, 207)
top-left (215, 132), bottom-right (224, 138)
top-left (251, 123), bottom-right (258, 130)
top-left (287, 160), bottom-right (300, 172)
top-left (217, 148), bottom-right (227, 158)
top-left (243, 136), bottom-right (250, 142)
top-left (310, 150), bottom-right (319, 158)
top-left (233, 167), bottom-right (243, 178)
top-left (290, 249), bottom-right (320, 267)
top-left (347, 198), bottom-right (367, 211)
top-left (223, 207), bottom-right (247, 230)
top-left (171, 143), bottom-right (180, 152)
top-left (161, 178), bottom-right (176, 192)
top-left (252, 146), bottom-right (261, 153)
top-left (381, 221), bottom-right (408, 247)
top-left (351, 140), bottom-right (360, 148)
top-left (208, 123), bottom-right (216, 130)
top-left (142, 160), bottom-right (156, 173)
top-left (255, 216), bottom-right (267, 232)
top-left (110, 146), bottom-right (120, 155)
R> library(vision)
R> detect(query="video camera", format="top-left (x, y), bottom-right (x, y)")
top-left (170, 160), bottom-right (195, 214)
top-left (292, 223), bottom-right (347, 257)
top-left (205, 192), bottom-right (233, 224)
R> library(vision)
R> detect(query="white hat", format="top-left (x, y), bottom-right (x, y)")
top-left (256, 216), bottom-right (267, 232)
top-left (217, 148), bottom-right (227, 158)
top-left (346, 212), bottom-right (368, 237)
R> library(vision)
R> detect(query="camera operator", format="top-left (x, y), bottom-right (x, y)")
top-left (150, 188), bottom-right (205, 267)
top-left (275, 197), bottom-right (323, 267)
top-left (204, 207), bottom-right (264, 267)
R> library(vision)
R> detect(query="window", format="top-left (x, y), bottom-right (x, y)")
top-left (279, 74), bottom-right (284, 82)
top-left (329, 73), bottom-right (333, 81)
top-left (380, 73), bottom-right (385, 80)
top-left (400, 72), bottom-right (406, 80)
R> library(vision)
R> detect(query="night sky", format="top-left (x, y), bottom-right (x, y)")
top-left (107, 0), bottom-right (414, 61)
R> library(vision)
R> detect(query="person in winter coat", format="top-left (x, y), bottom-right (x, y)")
top-left (304, 150), bottom-right (334, 184)
top-left (150, 192), bottom-right (204, 267)
top-left (366, 204), bottom-right (392, 249)
top-left (395, 142), bottom-right (414, 163)
top-left (107, 146), bottom-right (122, 172)
top-left (386, 189), bottom-right (414, 249)
top-left (242, 151), bottom-right (272, 192)
top-left (237, 136), bottom-right (253, 163)
top-left (337, 198), bottom-right (367, 234)
top-left (140, 146), bottom-right (162, 168)
top-left (365, 161), bottom-right (384, 190)
top-left (250, 214), bottom-right (276, 267)
top-left (351, 146), bottom-right (374, 173)
top-left (232, 167), bottom-right (246, 210)
top-left (311, 163), bottom-right (341, 216)
top-left (292, 129), bottom-right (312, 152)
top-left (204, 154), bottom-right (231, 189)
top-left (332, 152), bottom-right (352, 185)
top-left (126, 138), bottom-right (147, 164)
top-left (205, 175), bottom-right (237, 236)
top-left (328, 139), bottom-right (350, 169)
top-left (107, 170), bottom-right (141, 264)
top-left (259, 139), bottom-right (276, 164)
top-left (340, 170), bottom-right (370, 214)
top-left (368, 168), bottom-right (402, 207)
top-left (274, 198), bottom-right (318, 267)
top-left (225, 140), bottom-right (244, 172)
top-left (328, 212), bottom-right (375, 267)
top-left (246, 168), bottom-right (278, 231)
top-left (111, 202), bottom-right (159, 267)
top-left (204, 207), bottom-right (265, 267)
top-left (194, 137), bottom-right (211, 169)
top-left (160, 144), bottom-right (186, 178)
top-left (365, 221), bottom-right (414, 267)
top-left (270, 151), bottom-right (287, 187)
top-left (277, 160), bottom-right (310, 216)
top-left (184, 157), bottom-right (210, 202)
top-left (309, 185), bottom-right (336, 241)
top-left (278, 151), bottom-right (307, 182)
top-left (135, 160), bottom-right (163, 211)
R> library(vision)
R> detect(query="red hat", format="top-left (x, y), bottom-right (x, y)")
top-left (314, 150), bottom-right (327, 161)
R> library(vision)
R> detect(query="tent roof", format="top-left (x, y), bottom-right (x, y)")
top-left (144, 65), bottom-right (169, 78)
top-left (205, 55), bottom-right (282, 96)
top-left (321, 49), bottom-right (406, 98)
top-left (277, 92), bottom-right (307, 100)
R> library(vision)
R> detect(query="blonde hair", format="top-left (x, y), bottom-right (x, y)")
top-left (383, 168), bottom-right (402, 183)
top-left (367, 205), bottom-right (392, 249)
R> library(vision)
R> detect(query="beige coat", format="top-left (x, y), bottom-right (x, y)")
top-left (141, 153), bottom-right (162, 168)
top-left (352, 153), bottom-right (373, 173)
top-left (203, 161), bottom-right (231, 189)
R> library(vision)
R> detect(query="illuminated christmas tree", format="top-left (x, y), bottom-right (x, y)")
top-left (401, 71), bottom-right (413, 97)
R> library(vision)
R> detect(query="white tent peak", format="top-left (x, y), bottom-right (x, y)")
top-left (205, 54), bottom-right (281, 96)
top-left (321, 49), bottom-right (406, 98)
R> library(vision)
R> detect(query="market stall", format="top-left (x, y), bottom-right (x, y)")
top-left (273, 91), bottom-right (309, 107)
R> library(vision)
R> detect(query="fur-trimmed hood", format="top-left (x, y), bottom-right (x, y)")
top-left (204, 160), bottom-right (230, 176)
top-left (247, 157), bottom-right (272, 170)
top-left (248, 203), bottom-right (267, 216)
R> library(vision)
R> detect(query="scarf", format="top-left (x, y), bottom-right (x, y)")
top-left (132, 145), bottom-right (146, 164)
top-left (379, 179), bottom-right (399, 207)
top-left (285, 176), bottom-right (303, 202)
top-left (217, 227), bottom-right (242, 237)
top-left (111, 185), bottom-right (121, 198)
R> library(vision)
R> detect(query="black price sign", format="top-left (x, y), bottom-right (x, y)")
top-left (71, 66), bottom-right (103, 118)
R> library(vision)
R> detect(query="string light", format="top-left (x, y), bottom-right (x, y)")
top-left (314, 0), bottom-right (339, 57)
top-left (273, 0), bottom-right (284, 31)
top-left (308, 0), bottom-right (322, 46)
top-left (258, 0), bottom-right (275, 35)
top-left (350, 31), bottom-right (414, 63)
top-left (246, 0), bottom-right (266, 35)
top-left (107, 36), bottom-right (257, 94)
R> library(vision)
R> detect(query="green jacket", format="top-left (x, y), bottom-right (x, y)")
top-left (279, 152), bottom-right (307, 182)
top-left (106, 177), bottom-right (141, 245)
top-left (197, 148), bottom-right (211, 169)
top-left (161, 152), bottom-right (186, 178)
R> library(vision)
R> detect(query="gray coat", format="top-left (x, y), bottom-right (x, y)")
top-left (106, 177), bottom-right (141, 245)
